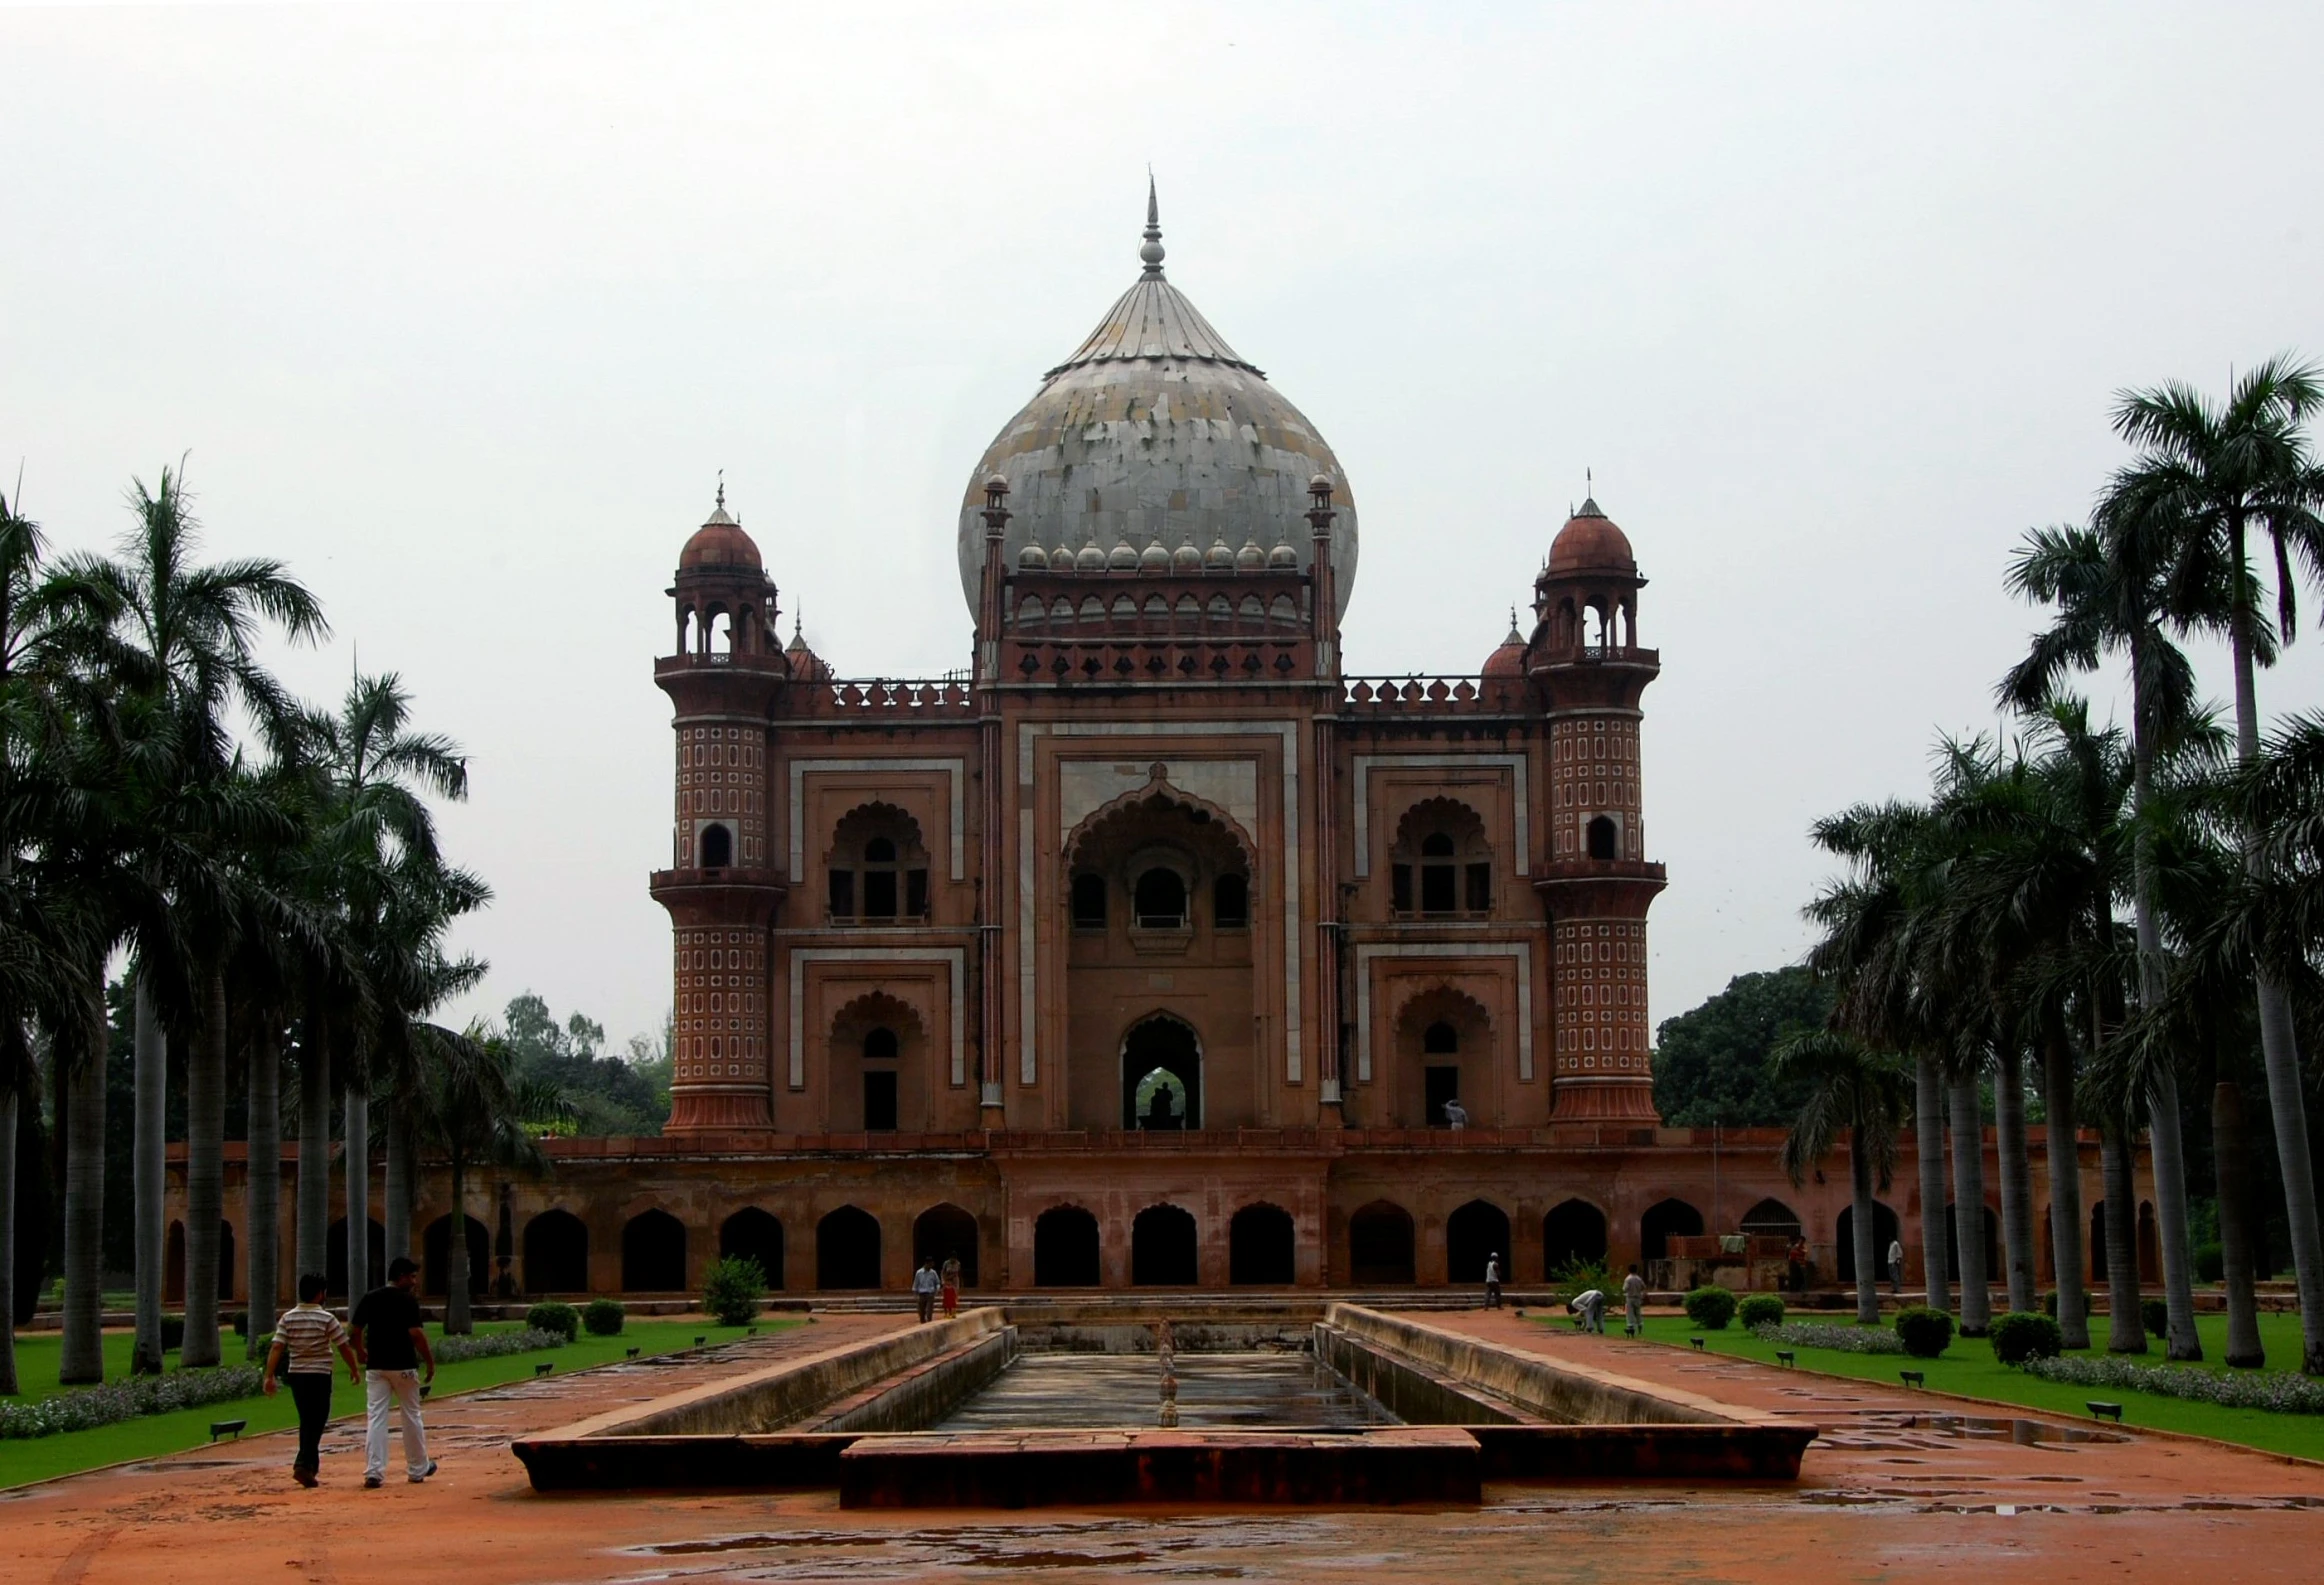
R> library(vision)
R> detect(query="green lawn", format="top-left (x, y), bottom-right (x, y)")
top-left (1549, 1311), bottom-right (2324, 1462)
top-left (1, 1317), bottom-right (796, 1487)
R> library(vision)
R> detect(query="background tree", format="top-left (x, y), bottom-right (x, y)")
top-left (1650, 968), bottom-right (1832, 1128)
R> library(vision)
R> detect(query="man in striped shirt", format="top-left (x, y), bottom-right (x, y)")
top-left (264, 1273), bottom-right (361, 1487)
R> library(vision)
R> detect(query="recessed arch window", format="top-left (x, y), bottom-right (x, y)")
top-left (1213, 872), bottom-right (1248, 930)
top-left (1586, 814), bottom-right (1619, 861)
top-left (1071, 873), bottom-right (1108, 930)
top-left (1423, 1020), bottom-right (1458, 1055)
top-left (1390, 800), bottom-right (1493, 917)
top-left (1133, 867), bottom-right (1188, 929)
top-left (827, 804), bottom-right (930, 923)
top-left (698, 822), bottom-right (734, 869)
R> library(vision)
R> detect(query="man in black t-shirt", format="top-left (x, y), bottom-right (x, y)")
top-left (352, 1256), bottom-right (437, 1487)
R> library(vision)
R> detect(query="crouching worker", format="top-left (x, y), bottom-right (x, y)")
top-left (263, 1272), bottom-right (362, 1487)
top-left (1568, 1287), bottom-right (1607, 1334)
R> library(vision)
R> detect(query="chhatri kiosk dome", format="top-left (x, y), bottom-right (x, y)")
top-left (956, 185), bottom-right (1359, 620)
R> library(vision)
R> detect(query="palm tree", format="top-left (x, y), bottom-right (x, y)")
top-left (2002, 518), bottom-right (2213, 1357)
top-left (2110, 358), bottom-right (2324, 1372)
top-left (58, 466), bottom-right (326, 1367)
top-left (1773, 1029), bottom-right (1909, 1324)
top-left (297, 672), bottom-right (475, 1304)
top-left (408, 1025), bottom-right (553, 1334)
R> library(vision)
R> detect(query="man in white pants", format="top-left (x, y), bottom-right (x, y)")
top-left (352, 1256), bottom-right (437, 1488)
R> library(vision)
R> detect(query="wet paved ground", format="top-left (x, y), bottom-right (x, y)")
top-left (932, 1351), bottom-right (1396, 1432)
top-left (6, 1306), bottom-right (2324, 1583)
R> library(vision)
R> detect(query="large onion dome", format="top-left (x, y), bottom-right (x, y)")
top-left (956, 183), bottom-right (1358, 617)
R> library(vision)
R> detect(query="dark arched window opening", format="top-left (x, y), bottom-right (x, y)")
top-left (913, 1203), bottom-right (981, 1288)
top-left (1349, 1201), bottom-right (1415, 1285)
top-left (1393, 801), bottom-right (1492, 917)
top-left (699, 823), bottom-right (733, 869)
top-left (1132, 1204), bottom-right (1198, 1286)
top-left (1123, 1016), bottom-right (1200, 1130)
top-left (328, 1216), bottom-right (386, 1298)
top-left (423, 1214), bottom-right (490, 1298)
top-left (1423, 1021), bottom-right (1458, 1055)
top-left (1133, 867), bottom-right (1187, 928)
top-left (720, 1208), bottom-right (785, 1290)
top-left (1034, 1205), bottom-right (1100, 1287)
top-left (1213, 872), bottom-right (1248, 929)
top-left (1071, 873), bottom-right (1108, 930)
top-left (1835, 1202), bottom-right (1900, 1283)
top-left (1640, 1198), bottom-right (1704, 1262)
top-left (1447, 1199), bottom-right (1510, 1284)
top-left (1230, 1203), bottom-right (1296, 1285)
top-left (1740, 1198), bottom-right (1803, 1240)
top-left (1420, 832), bottom-right (1457, 913)
top-left (622, 1208), bottom-right (687, 1291)
top-left (862, 1024), bottom-right (899, 1130)
top-left (1586, 815), bottom-right (1618, 861)
top-left (523, 1210), bottom-right (589, 1294)
top-left (1946, 1203), bottom-right (2002, 1284)
top-left (1543, 1199), bottom-right (1609, 1274)
top-left (816, 1205), bottom-right (883, 1290)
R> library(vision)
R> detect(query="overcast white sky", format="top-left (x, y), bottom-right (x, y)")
top-left (6, 2), bottom-right (2323, 1054)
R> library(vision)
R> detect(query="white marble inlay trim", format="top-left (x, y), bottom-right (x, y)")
top-left (1351, 754), bottom-right (1530, 878)
top-left (1352, 941), bottom-right (1533, 1083)
top-left (787, 946), bottom-right (967, 1088)
top-left (1020, 721), bottom-right (1302, 1085)
top-left (788, 758), bottom-right (966, 883)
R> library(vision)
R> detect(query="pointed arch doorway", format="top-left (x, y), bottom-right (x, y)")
top-left (1122, 1015), bottom-right (1201, 1130)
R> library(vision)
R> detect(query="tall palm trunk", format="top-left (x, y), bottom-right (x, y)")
top-left (181, 967), bottom-right (226, 1367)
top-left (1849, 1130), bottom-right (1879, 1325)
top-left (296, 1021), bottom-right (329, 1288)
top-left (0, 1088), bottom-right (17, 1395)
top-left (131, 974), bottom-right (166, 1374)
top-left (382, 1109), bottom-right (411, 1269)
top-left (245, 1021), bottom-right (280, 1356)
top-left (59, 978), bottom-right (108, 1383)
top-left (444, 1151), bottom-right (471, 1335)
top-left (2042, 1032), bottom-right (2090, 1349)
top-left (2126, 660), bottom-right (2200, 1359)
top-left (1993, 1044), bottom-right (2038, 1313)
top-left (2227, 524), bottom-right (2324, 1374)
top-left (1948, 1068), bottom-right (1991, 1333)
top-left (2101, 1116), bottom-right (2146, 1352)
top-left (1914, 1053), bottom-right (1950, 1312)
top-left (344, 1083), bottom-right (368, 1306)
top-left (2214, 1078), bottom-right (2266, 1366)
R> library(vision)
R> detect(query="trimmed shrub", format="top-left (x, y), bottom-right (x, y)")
top-left (1683, 1285), bottom-right (1738, 1330)
top-left (525, 1301), bottom-right (581, 1341)
top-left (160, 1313), bottom-right (185, 1351)
top-left (583, 1297), bottom-right (626, 1336)
top-left (701, 1256), bottom-right (767, 1327)
top-left (1736, 1294), bottom-right (1786, 1330)
top-left (1894, 1306), bottom-right (1954, 1358)
top-left (2042, 1290), bottom-right (2060, 1318)
top-left (2195, 1243), bottom-right (2224, 1284)
top-left (2142, 1298), bottom-right (2169, 1339)
top-left (1988, 1310), bottom-right (2064, 1365)
top-left (230, 1310), bottom-right (249, 1339)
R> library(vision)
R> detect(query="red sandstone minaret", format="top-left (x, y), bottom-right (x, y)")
top-left (1530, 495), bottom-right (1667, 1121)
top-left (651, 485), bottom-right (788, 1132)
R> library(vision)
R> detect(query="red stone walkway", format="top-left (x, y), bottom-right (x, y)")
top-left (3, 1306), bottom-right (2320, 1584)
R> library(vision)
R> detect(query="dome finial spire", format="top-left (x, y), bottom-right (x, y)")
top-left (715, 468), bottom-right (725, 511)
top-left (1140, 170), bottom-right (1165, 277)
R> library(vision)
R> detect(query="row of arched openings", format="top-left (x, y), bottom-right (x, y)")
top-left (1032, 1203), bottom-right (1298, 1286)
top-left (419, 1204), bottom-right (987, 1294)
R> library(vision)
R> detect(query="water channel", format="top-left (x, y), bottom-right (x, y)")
top-left (932, 1350), bottom-right (1398, 1433)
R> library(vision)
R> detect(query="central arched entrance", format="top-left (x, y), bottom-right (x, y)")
top-left (1122, 1014), bottom-right (1201, 1130)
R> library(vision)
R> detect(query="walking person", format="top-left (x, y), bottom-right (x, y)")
top-left (1887, 1235), bottom-right (1906, 1299)
top-left (940, 1252), bottom-right (961, 1319)
top-left (352, 1255), bottom-right (436, 1488)
top-left (1483, 1252), bottom-right (1502, 1309)
top-left (1622, 1264), bottom-right (1647, 1337)
top-left (263, 1273), bottom-right (361, 1487)
top-left (912, 1257), bottom-right (940, 1323)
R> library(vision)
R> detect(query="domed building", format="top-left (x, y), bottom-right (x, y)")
top-left (179, 196), bottom-right (2136, 1318)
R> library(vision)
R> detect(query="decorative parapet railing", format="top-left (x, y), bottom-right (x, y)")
top-left (1341, 675), bottom-right (1526, 714)
top-left (793, 679), bottom-right (978, 716)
